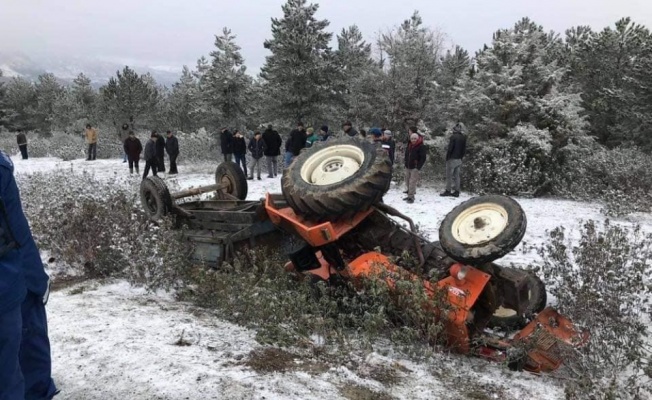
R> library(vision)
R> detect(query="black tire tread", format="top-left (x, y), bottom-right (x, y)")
top-left (281, 137), bottom-right (392, 220)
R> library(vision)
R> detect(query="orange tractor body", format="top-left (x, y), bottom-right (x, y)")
top-left (264, 194), bottom-right (587, 373)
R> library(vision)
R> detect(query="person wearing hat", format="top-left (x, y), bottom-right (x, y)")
top-left (305, 127), bottom-right (319, 148)
top-left (123, 131), bottom-right (143, 174)
top-left (220, 127), bottom-right (234, 162)
top-left (403, 127), bottom-right (427, 204)
top-left (319, 125), bottom-right (331, 141)
top-left (342, 121), bottom-right (358, 138)
top-left (142, 132), bottom-right (159, 179)
top-left (381, 130), bottom-right (396, 165)
top-left (441, 123), bottom-right (466, 197)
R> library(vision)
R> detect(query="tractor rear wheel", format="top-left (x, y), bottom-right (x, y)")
top-left (281, 137), bottom-right (392, 220)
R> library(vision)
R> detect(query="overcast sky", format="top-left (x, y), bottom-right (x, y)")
top-left (1, 0), bottom-right (651, 74)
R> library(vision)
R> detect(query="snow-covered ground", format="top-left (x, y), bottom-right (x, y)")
top-left (11, 155), bottom-right (652, 400)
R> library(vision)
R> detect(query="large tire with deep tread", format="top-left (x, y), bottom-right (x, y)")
top-left (281, 137), bottom-right (392, 220)
top-left (489, 269), bottom-right (547, 330)
top-left (140, 176), bottom-right (173, 221)
top-left (439, 195), bottom-right (526, 264)
top-left (215, 162), bottom-right (248, 200)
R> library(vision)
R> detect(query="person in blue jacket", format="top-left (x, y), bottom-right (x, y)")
top-left (0, 150), bottom-right (58, 399)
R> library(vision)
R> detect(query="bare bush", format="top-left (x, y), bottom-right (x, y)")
top-left (538, 220), bottom-right (652, 399)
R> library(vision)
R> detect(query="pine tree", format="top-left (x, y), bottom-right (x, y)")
top-left (334, 25), bottom-right (374, 125)
top-left (456, 18), bottom-right (585, 144)
top-left (34, 73), bottom-right (64, 132)
top-left (260, 0), bottom-right (335, 124)
top-left (564, 18), bottom-right (652, 149)
top-left (168, 66), bottom-right (202, 131)
top-left (379, 11), bottom-right (445, 130)
top-left (99, 66), bottom-right (158, 136)
top-left (2, 78), bottom-right (37, 130)
top-left (203, 27), bottom-right (253, 128)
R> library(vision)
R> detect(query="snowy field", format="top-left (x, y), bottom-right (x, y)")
top-left (11, 155), bottom-right (652, 400)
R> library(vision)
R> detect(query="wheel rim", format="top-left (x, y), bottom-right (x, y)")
top-left (451, 203), bottom-right (509, 245)
top-left (220, 174), bottom-right (234, 195)
top-left (299, 145), bottom-right (365, 186)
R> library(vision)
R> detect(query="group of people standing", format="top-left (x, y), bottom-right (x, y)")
top-left (123, 130), bottom-right (179, 179)
top-left (220, 125), bottom-right (284, 180)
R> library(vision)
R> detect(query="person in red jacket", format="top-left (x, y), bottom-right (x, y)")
top-left (403, 129), bottom-right (427, 204)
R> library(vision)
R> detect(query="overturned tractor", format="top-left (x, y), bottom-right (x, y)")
top-left (140, 136), bottom-right (587, 373)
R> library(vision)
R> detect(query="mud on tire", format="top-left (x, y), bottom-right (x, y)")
top-left (140, 176), bottom-right (173, 221)
top-left (281, 137), bottom-right (392, 220)
top-left (439, 195), bottom-right (526, 264)
top-left (215, 161), bottom-right (248, 200)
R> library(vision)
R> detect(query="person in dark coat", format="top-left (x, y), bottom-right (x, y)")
top-left (342, 121), bottom-right (358, 138)
top-left (220, 127), bottom-right (234, 162)
top-left (403, 131), bottom-right (427, 204)
top-left (441, 123), bottom-right (467, 197)
top-left (0, 150), bottom-right (58, 400)
top-left (285, 122), bottom-right (306, 167)
top-left (381, 130), bottom-right (396, 165)
top-left (16, 130), bottom-right (28, 160)
top-left (120, 123), bottom-right (130, 162)
top-left (153, 131), bottom-right (166, 174)
top-left (262, 125), bottom-right (282, 178)
top-left (165, 130), bottom-right (180, 174)
top-left (248, 131), bottom-right (267, 180)
top-left (232, 130), bottom-right (247, 176)
top-left (143, 132), bottom-right (159, 179)
top-left (123, 131), bottom-right (143, 174)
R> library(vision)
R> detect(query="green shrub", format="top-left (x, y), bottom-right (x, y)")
top-left (537, 220), bottom-right (652, 399)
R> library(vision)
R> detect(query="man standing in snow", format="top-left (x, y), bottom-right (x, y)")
top-left (16, 130), bottom-right (28, 160)
top-left (285, 122), bottom-right (306, 167)
top-left (123, 131), bottom-right (143, 174)
top-left (248, 131), bottom-right (267, 180)
top-left (440, 123), bottom-right (467, 198)
top-left (84, 124), bottom-right (98, 161)
top-left (233, 130), bottom-right (248, 176)
top-left (154, 131), bottom-right (166, 175)
top-left (142, 132), bottom-right (159, 179)
top-left (0, 150), bottom-right (58, 400)
top-left (403, 131), bottom-right (427, 204)
top-left (165, 130), bottom-right (179, 175)
top-left (220, 127), bottom-right (234, 162)
top-left (262, 124), bottom-right (282, 178)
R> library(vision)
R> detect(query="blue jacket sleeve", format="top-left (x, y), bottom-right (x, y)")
top-left (0, 155), bottom-right (48, 297)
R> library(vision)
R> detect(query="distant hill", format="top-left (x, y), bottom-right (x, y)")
top-left (0, 50), bottom-right (182, 88)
